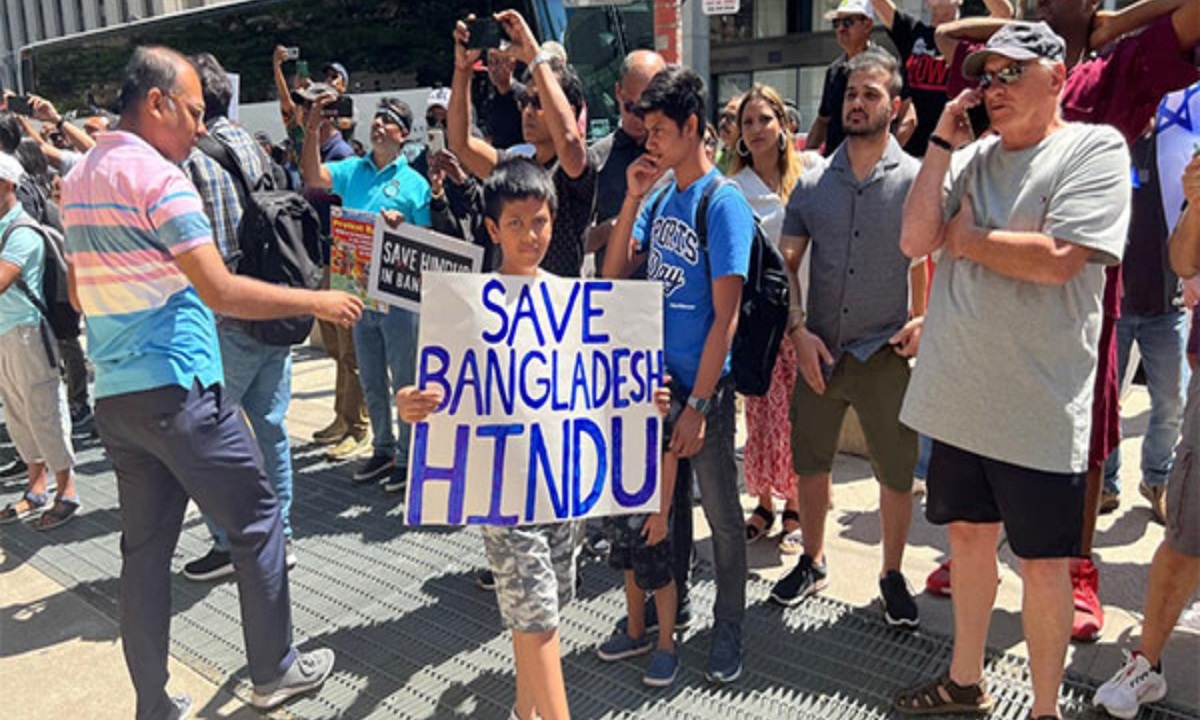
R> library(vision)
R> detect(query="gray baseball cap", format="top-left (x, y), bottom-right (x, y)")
top-left (962, 21), bottom-right (1066, 79)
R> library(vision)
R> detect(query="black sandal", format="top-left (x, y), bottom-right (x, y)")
top-left (893, 674), bottom-right (994, 716)
top-left (744, 505), bottom-right (775, 543)
top-left (32, 497), bottom-right (79, 531)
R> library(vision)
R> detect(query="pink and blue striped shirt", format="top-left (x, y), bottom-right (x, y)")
top-left (62, 131), bottom-right (223, 398)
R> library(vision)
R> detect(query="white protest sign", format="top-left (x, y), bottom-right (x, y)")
top-left (1157, 81), bottom-right (1200, 229)
top-left (367, 224), bottom-right (484, 313)
top-left (405, 273), bottom-right (665, 527)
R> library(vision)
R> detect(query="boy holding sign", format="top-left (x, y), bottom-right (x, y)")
top-left (399, 158), bottom-right (672, 719)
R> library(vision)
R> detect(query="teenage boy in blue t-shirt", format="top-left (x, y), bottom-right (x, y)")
top-left (601, 64), bottom-right (754, 684)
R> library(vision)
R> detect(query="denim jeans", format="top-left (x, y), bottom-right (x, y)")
top-left (670, 375), bottom-right (746, 625)
top-left (353, 308), bottom-right (418, 463)
top-left (206, 324), bottom-right (294, 550)
top-left (1103, 310), bottom-right (1190, 494)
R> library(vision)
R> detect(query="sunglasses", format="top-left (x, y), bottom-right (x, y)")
top-left (622, 99), bottom-right (638, 115)
top-left (831, 16), bottom-right (863, 29)
top-left (719, 111), bottom-right (737, 125)
top-left (517, 93), bottom-right (542, 111)
top-left (978, 62), bottom-right (1027, 90)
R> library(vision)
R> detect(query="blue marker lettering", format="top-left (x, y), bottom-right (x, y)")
top-left (611, 347), bottom-right (631, 409)
top-left (540, 281), bottom-right (580, 343)
top-left (449, 348), bottom-right (482, 416)
top-left (467, 424), bottom-right (523, 525)
top-left (572, 418), bottom-right (608, 517)
top-left (407, 422), bottom-right (469, 525)
top-left (508, 283), bottom-right (546, 347)
top-left (527, 420), bottom-right (570, 521)
top-left (418, 345), bottom-right (452, 412)
top-left (519, 350), bottom-right (549, 410)
top-left (581, 281), bottom-right (612, 344)
top-left (481, 277), bottom-right (508, 344)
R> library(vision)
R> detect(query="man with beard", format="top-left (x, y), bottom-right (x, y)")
top-left (769, 50), bottom-right (924, 629)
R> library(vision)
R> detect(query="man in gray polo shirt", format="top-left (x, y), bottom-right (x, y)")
top-left (895, 23), bottom-right (1129, 718)
top-left (770, 50), bottom-right (923, 629)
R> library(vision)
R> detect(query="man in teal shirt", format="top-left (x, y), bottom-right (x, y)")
top-left (0, 151), bottom-right (79, 530)
top-left (302, 95), bottom-right (432, 491)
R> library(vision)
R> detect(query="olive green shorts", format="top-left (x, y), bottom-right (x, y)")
top-left (789, 346), bottom-right (916, 492)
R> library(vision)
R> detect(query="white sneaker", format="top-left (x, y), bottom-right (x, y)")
top-left (1093, 651), bottom-right (1167, 719)
top-left (251, 648), bottom-right (335, 709)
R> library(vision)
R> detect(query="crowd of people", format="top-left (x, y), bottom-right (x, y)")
top-left (0, 0), bottom-right (1199, 719)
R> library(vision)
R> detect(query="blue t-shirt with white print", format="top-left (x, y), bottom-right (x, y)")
top-left (633, 168), bottom-right (752, 390)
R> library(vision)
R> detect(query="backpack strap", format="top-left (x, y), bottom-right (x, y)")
top-left (0, 220), bottom-right (64, 366)
top-left (196, 134), bottom-right (256, 204)
top-left (693, 176), bottom-right (731, 282)
top-left (0, 220), bottom-right (54, 321)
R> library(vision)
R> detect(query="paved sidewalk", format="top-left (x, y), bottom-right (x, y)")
top-left (0, 346), bottom-right (1196, 719)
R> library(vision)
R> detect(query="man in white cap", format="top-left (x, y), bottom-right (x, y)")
top-left (894, 22), bottom-right (1130, 719)
top-left (0, 151), bottom-right (80, 531)
top-left (807, 0), bottom-right (890, 156)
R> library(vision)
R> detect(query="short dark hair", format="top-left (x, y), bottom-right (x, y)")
top-left (521, 57), bottom-right (586, 119)
top-left (15, 138), bottom-right (50, 190)
top-left (846, 49), bottom-right (903, 99)
top-left (118, 45), bottom-right (187, 113)
top-left (0, 112), bottom-right (20, 153)
top-left (634, 65), bottom-right (706, 130)
top-left (189, 52), bottom-right (232, 120)
top-left (483, 157), bottom-right (558, 223)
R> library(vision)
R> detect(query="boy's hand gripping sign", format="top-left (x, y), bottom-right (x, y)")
top-left (406, 273), bottom-right (665, 526)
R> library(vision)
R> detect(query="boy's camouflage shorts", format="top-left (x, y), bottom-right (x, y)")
top-left (481, 520), bottom-right (582, 633)
top-left (605, 511), bottom-right (674, 592)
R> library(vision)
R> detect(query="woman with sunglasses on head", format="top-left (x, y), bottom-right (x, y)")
top-left (727, 84), bottom-right (819, 553)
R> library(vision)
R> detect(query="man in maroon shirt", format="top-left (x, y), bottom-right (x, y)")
top-left (930, 0), bottom-right (1199, 643)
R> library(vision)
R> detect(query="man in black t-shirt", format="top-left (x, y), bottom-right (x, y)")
top-left (809, 0), bottom-right (888, 156)
top-left (869, 0), bottom-right (1014, 157)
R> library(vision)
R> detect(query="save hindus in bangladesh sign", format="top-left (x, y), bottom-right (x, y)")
top-left (405, 273), bottom-right (665, 527)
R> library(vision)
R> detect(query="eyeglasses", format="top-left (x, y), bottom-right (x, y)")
top-left (719, 111), bottom-right (736, 125)
top-left (517, 93), bottom-right (542, 111)
top-left (165, 91), bottom-right (204, 125)
top-left (831, 16), bottom-right (863, 29)
top-left (978, 62), bottom-right (1027, 90)
top-left (622, 99), bottom-right (638, 115)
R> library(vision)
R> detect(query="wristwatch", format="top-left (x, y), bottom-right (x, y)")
top-left (530, 49), bottom-right (555, 71)
top-left (686, 395), bottom-right (711, 415)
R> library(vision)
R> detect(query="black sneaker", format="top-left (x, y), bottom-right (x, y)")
top-left (183, 548), bottom-right (234, 581)
top-left (0, 457), bottom-right (27, 479)
top-left (616, 596), bottom-right (693, 635)
top-left (352, 454), bottom-right (394, 484)
top-left (381, 466), bottom-right (407, 494)
top-left (770, 554), bottom-right (827, 607)
top-left (880, 570), bottom-right (919, 628)
top-left (477, 569), bottom-right (496, 590)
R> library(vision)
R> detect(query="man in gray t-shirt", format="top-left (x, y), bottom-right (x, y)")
top-left (892, 23), bottom-right (1130, 720)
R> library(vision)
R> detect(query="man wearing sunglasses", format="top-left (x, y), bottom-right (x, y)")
top-left (586, 50), bottom-right (667, 280)
top-left (301, 94), bottom-right (434, 494)
top-left (449, 9), bottom-right (596, 278)
top-left (895, 22), bottom-right (1131, 720)
top-left (807, 0), bottom-right (892, 156)
top-left (933, 0), bottom-right (1200, 647)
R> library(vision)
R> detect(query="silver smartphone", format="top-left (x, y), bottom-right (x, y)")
top-left (427, 128), bottom-right (445, 155)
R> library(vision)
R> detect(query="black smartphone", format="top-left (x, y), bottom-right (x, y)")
top-left (467, 18), bottom-right (504, 50)
top-left (6, 94), bottom-right (33, 116)
top-left (324, 95), bottom-right (354, 118)
top-left (967, 104), bottom-right (990, 139)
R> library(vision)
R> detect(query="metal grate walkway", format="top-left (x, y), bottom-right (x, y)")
top-left (1, 435), bottom-right (1194, 720)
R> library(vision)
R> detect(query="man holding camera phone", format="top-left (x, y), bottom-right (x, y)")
top-left (895, 23), bottom-right (1131, 719)
top-left (448, 9), bottom-right (596, 278)
top-left (300, 92), bottom-right (432, 493)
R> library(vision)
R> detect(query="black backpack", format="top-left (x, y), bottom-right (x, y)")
top-left (0, 218), bottom-right (82, 341)
top-left (195, 134), bottom-right (323, 346)
top-left (647, 177), bottom-right (791, 396)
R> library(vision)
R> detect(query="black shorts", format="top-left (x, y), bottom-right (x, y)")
top-left (925, 440), bottom-right (1086, 559)
top-left (606, 512), bottom-right (675, 591)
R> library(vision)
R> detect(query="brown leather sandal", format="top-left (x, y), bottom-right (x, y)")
top-left (893, 674), bottom-right (994, 716)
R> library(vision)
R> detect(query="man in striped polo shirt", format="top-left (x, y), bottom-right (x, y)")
top-left (62, 46), bottom-right (362, 719)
